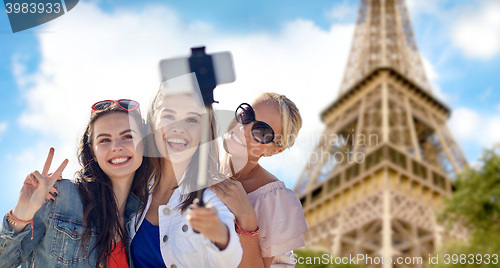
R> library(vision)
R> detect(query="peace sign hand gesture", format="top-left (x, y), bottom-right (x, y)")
top-left (12, 148), bottom-right (68, 222)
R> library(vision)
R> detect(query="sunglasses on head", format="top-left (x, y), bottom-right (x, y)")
top-left (235, 103), bottom-right (281, 147)
top-left (91, 99), bottom-right (141, 115)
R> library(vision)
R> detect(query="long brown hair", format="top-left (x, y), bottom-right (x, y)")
top-left (76, 103), bottom-right (152, 266)
top-left (146, 89), bottom-right (223, 211)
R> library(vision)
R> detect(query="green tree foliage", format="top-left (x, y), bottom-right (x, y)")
top-left (429, 146), bottom-right (500, 268)
top-left (293, 249), bottom-right (361, 268)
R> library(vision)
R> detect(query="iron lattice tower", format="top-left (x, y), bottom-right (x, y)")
top-left (294, 0), bottom-right (468, 267)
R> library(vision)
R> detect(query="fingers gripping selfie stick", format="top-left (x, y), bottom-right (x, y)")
top-left (160, 47), bottom-right (236, 231)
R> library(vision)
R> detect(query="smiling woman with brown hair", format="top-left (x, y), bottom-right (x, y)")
top-left (0, 100), bottom-right (152, 268)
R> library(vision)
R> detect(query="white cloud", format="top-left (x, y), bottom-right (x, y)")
top-left (421, 56), bottom-right (449, 102)
top-left (484, 117), bottom-right (500, 146)
top-left (12, 2), bottom-right (355, 187)
top-left (448, 107), bottom-right (500, 148)
top-left (448, 107), bottom-right (482, 142)
top-left (451, 0), bottom-right (500, 60)
top-left (12, 143), bottom-right (72, 186)
top-left (422, 57), bottom-right (439, 82)
top-left (0, 121), bottom-right (7, 142)
top-left (406, 0), bottom-right (442, 17)
top-left (325, 2), bottom-right (357, 23)
top-left (497, 103), bottom-right (500, 112)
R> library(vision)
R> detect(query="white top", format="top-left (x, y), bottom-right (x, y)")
top-left (248, 181), bottom-right (308, 267)
top-left (129, 179), bottom-right (243, 268)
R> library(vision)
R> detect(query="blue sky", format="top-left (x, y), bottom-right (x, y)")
top-left (1, 0), bottom-right (499, 215)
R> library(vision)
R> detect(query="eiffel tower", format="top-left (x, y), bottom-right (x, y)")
top-left (294, 0), bottom-right (468, 267)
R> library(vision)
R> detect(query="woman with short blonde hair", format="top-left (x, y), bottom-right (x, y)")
top-left (212, 92), bottom-right (307, 268)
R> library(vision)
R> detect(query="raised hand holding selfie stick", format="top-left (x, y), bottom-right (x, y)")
top-left (159, 46), bottom-right (236, 232)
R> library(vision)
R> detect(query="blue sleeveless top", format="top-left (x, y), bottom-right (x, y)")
top-left (130, 218), bottom-right (166, 268)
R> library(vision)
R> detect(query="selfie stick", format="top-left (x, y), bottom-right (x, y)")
top-left (189, 47), bottom-right (217, 208)
top-left (160, 46), bottom-right (236, 212)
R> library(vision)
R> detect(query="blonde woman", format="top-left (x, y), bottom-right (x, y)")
top-left (129, 89), bottom-right (242, 268)
top-left (211, 93), bottom-right (307, 268)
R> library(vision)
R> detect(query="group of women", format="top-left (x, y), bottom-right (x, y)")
top-left (0, 84), bottom-right (307, 268)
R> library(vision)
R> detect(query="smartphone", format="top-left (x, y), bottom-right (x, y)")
top-left (159, 51), bottom-right (236, 85)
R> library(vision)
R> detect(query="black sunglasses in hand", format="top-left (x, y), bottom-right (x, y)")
top-left (235, 103), bottom-right (281, 147)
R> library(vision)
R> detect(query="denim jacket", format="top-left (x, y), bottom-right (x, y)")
top-left (0, 179), bottom-right (141, 268)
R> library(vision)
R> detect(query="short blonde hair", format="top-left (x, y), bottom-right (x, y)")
top-left (254, 92), bottom-right (302, 149)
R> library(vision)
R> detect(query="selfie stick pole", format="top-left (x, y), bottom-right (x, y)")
top-left (159, 47), bottom-right (235, 234)
top-left (189, 47), bottom-right (221, 209)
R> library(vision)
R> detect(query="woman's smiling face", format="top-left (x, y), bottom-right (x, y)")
top-left (154, 94), bottom-right (204, 165)
top-left (224, 99), bottom-right (283, 161)
top-left (92, 112), bottom-right (143, 181)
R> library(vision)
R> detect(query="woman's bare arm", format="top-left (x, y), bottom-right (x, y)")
top-left (237, 235), bottom-right (274, 268)
top-left (210, 179), bottom-right (277, 268)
